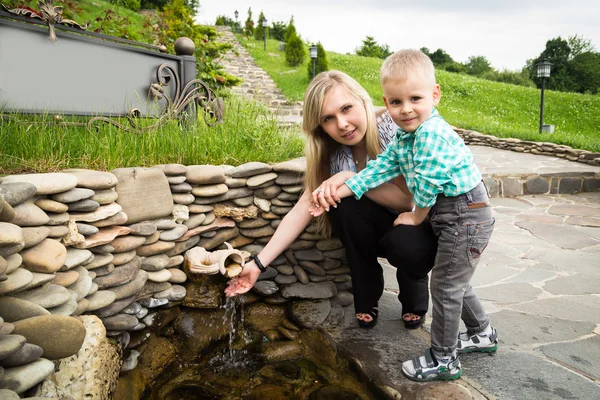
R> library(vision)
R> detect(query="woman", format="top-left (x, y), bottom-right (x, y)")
top-left (225, 70), bottom-right (437, 329)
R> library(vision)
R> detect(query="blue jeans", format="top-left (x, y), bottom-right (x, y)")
top-left (428, 182), bottom-right (495, 356)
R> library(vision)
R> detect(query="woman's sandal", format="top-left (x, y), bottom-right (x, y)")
top-left (403, 313), bottom-right (426, 330)
top-left (357, 307), bottom-right (379, 329)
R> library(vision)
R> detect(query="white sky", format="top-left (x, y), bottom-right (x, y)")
top-left (196, 0), bottom-right (600, 71)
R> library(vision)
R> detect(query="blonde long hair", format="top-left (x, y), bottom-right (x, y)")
top-left (303, 70), bottom-right (381, 237)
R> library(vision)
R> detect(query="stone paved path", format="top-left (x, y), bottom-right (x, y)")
top-left (215, 26), bottom-right (600, 399)
top-left (216, 26), bottom-right (303, 126)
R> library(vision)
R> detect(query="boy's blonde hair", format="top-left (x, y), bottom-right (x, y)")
top-left (380, 49), bottom-right (436, 86)
top-left (303, 70), bottom-right (380, 237)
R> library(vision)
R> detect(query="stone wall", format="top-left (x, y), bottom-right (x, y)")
top-left (0, 159), bottom-right (353, 398)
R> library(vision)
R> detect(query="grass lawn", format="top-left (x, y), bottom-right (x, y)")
top-left (239, 36), bottom-right (600, 152)
top-left (0, 95), bottom-right (304, 174)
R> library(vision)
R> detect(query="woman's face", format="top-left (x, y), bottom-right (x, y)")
top-left (319, 84), bottom-right (367, 147)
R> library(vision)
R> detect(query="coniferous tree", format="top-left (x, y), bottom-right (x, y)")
top-left (307, 42), bottom-right (328, 80)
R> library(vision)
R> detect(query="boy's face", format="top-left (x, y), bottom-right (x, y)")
top-left (382, 75), bottom-right (440, 133)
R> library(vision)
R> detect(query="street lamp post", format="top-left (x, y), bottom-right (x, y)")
top-left (310, 44), bottom-right (318, 79)
top-left (234, 10), bottom-right (239, 33)
top-left (536, 58), bottom-right (553, 133)
top-left (260, 17), bottom-right (268, 51)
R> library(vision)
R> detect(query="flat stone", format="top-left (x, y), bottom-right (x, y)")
top-left (62, 169), bottom-right (118, 189)
top-left (161, 164), bottom-right (188, 176)
top-left (170, 182), bottom-right (192, 193)
top-left (0, 223), bottom-right (23, 247)
top-left (172, 193), bottom-right (195, 205)
top-left (10, 283), bottom-right (71, 308)
top-left (64, 248), bottom-right (93, 271)
top-left (47, 225), bottom-right (70, 239)
top-left (12, 315), bottom-right (86, 360)
top-left (184, 213), bottom-right (206, 229)
top-left (167, 268), bottom-right (187, 283)
top-left (0, 358), bottom-right (55, 393)
top-left (85, 290), bottom-right (117, 312)
top-left (112, 250), bottom-right (137, 266)
top-left (0, 297), bottom-right (50, 322)
top-left (281, 281), bottom-right (337, 299)
top-left (225, 177), bottom-right (246, 188)
top-left (512, 295), bottom-right (600, 323)
top-left (73, 225), bottom-right (131, 249)
top-left (543, 273), bottom-right (600, 295)
top-left (52, 188), bottom-right (95, 203)
top-left (178, 218), bottom-right (235, 241)
top-left (0, 200), bottom-right (15, 223)
top-left (0, 182), bottom-right (37, 206)
top-left (76, 223), bottom-right (99, 236)
top-left (45, 212), bottom-right (69, 226)
top-left (51, 270), bottom-right (80, 287)
top-left (137, 281), bottom-right (171, 298)
top-left (478, 282), bottom-right (542, 303)
top-left (94, 258), bottom-right (140, 289)
top-left (94, 295), bottom-right (135, 317)
top-left (111, 167), bottom-right (173, 224)
top-left (34, 198), bottom-right (68, 213)
top-left (0, 389), bottom-right (19, 400)
top-left (108, 270), bottom-right (148, 300)
top-left (331, 291), bottom-right (354, 307)
top-left (82, 252), bottom-right (113, 270)
top-left (11, 202), bottom-right (49, 227)
top-left (537, 336), bottom-right (600, 380)
top-left (516, 220), bottom-right (598, 250)
top-left (0, 334), bottom-right (26, 360)
top-left (191, 183), bottom-right (229, 198)
top-left (155, 219), bottom-right (177, 230)
top-left (253, 280), bottom-right (279, 296)
top-left (2, 173), bottom-right (77, 195)
top-left (91, 188), bottom-right (119, 205)
top-left (0, 269), bottom-right (34, 295)
top-left (146, 269), bottom-right (172, 283)
top-left (185, 165), bottom-right (226, 184)
top-left (273, 157), bottom-right (305, 174)
top-left (136, 240), bottom-right (176, 257)
top-left (165, 235), bottom-right (200, 257)
top-left (187, 204), bottom-right (214, 213)
top-left (247, 173), bottom-right (278, 188)
top-left (159, 225), bottom-right (188, 241)
top-left (19, 272), bottom-right (56, 292)
top-left (289, 299), bottom-right (331, 329)
top-left (167, 175), bottom-right (187, 184)
top-left (70, 203), bottom-right (122, 223)
top-left (294, 249), bottom-right (325, 262)
top-left (0, 342), bottom-right (43, 368)
top-left (102, 314), bottom-right (139, 331)
top-left (298, 261), bottom-right (327, 276)
top-left (46, 289), bottom-right (78, 315)
top-left (239, 225), bottom-right (275, 238)
top-left (67, 199), bottom-right (100, 212)
top-left (110, 235), bottom-right (147, 253)
top-left (90, 210), bottom-right (128, 228)
top-left (18, 227), bottom-right (48, 251)
top-left (227, 162), bottom-right (272, 178)
top-left (140, 254), bottom-right (169, 272)
top-left (254, 185), bottom-right (283, 200)
top-left (192, 187), bottom-right (253, 205)
top-left (128, 222), bottom-right (157, 236)
top-left (19, 239), bottom-right (66, 274)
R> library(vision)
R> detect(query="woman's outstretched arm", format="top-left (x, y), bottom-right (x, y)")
top-left (225, 190), bottom-right (313, 296)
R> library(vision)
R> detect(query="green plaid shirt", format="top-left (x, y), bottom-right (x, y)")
top-left (345, 109), bottom-right (482, 209)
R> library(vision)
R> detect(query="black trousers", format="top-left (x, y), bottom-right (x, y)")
top-left (328, 196), bottom-right (437, 316)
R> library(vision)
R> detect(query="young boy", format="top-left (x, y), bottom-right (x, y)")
top-left (311, 49), bottom-right (497, 382)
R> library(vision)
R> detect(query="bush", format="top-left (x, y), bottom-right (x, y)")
top-left (110, 0), bottom-right (141, 11)
top-left (215, 15), bottom-right (234, 26)
top-left (254, 11), bottom-right (267, 41)
top-left (480, 70), bottom-right (536, 88)
top-left (270, 21), bottom-right (286, 41)
top-left (244, 8), bottom-right (254, 37)
top-left (285, 33), bottom-right (305, 67)
top-left (284, 17), bottom-right (296, 42)
top-left (307, 42), bottom-right (328, 80)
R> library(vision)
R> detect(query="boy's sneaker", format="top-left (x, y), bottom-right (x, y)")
top-left (457, 327), bottom-right (499, 353)
top-left (402, 348), bottom-right (462, 382)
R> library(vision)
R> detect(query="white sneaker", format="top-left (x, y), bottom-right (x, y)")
top-left (457, 327), bottom-right (499, 353)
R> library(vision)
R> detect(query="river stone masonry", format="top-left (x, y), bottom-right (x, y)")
top-left (0, 159), bottom-right (354, 398)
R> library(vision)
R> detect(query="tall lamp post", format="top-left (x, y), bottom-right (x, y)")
top-left (310, 44), bottom-right (318, 79)
top-left (536, 58), bottom-right (553, 133)
top-left (260, 17), bottom-right (268, 51)
top-left (234, 10), bottom-right (239, 33)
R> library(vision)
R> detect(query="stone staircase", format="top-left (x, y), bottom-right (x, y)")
top-left (215, 26), bottom-right (303, 126)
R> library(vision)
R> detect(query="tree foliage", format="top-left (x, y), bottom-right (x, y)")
top-left (269, 21), bottom-right (287, 41)
top-left (285, 33), bottom-right (305, 67)
top-left (254, 11), bottom-right (267, 41)
top-left (307, 42), bottom-right (328, 80)
top-left (215, 15), bottom-right (234, 26)
top-left (569, 51), bottom-right (600, 94)
top-left (140, 0), bottom-right (198, 12)
top-left (355, 36), bottom-right (391, 59)
top-left (244, 7), bottom-right (254, 36)
top-left (284, 17), bottom-right (296, 43)
top-left (465, 55), bottom-right (493, 76)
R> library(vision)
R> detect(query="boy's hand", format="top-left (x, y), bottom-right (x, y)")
top-left (393, 212), bottom-right (418, 226)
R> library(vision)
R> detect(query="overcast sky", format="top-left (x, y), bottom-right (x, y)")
top-left (196, 0), bottom-right (600, 71)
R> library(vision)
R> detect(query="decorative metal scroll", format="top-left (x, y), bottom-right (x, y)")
top-left (1, 0), bottom-right (88, 43)
top-left (86, 63), bottom-right (224, 134)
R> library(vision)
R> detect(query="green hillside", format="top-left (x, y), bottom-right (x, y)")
top-left (240, 36), bottom-right (600, 152)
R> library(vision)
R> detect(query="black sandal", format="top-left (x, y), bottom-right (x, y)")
top-left (403, 313), bottom-right (426, 330)
top-left (357, 307), bottom-right (378, 329)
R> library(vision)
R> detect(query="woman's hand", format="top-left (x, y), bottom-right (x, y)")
top-left (224, 261), bottom-right (262, 297)
top-left (311, 170), bottom-right (355, 210)
top-left (308, 202), bottom-right (325, 217)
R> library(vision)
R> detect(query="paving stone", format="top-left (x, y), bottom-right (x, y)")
top-left (515, 220), bottom-right (598, 249)
top-left (478, 282), bottom-right (543, 303)
top-left (537, 336), bottom-right (600, 381)
top-left (511, 295), bottom-right (600, 323)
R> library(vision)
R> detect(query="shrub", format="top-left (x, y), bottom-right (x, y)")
top-left (244, 7), bottom-right (254, 37)
top-left (269, 21), bottom-right (286, 41)
top-left (307, 42), bottom-right (328, 80)
top-left (215, 15), bottom-right (234, 26)
top-left (110, 0), bottom-right (141, 11)
top-left (254, 11), bottom-right (267, 41)
top-left (283, 17), bottom-right (296, 42)
top-left (285, 33), bottom-right (305, 67)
